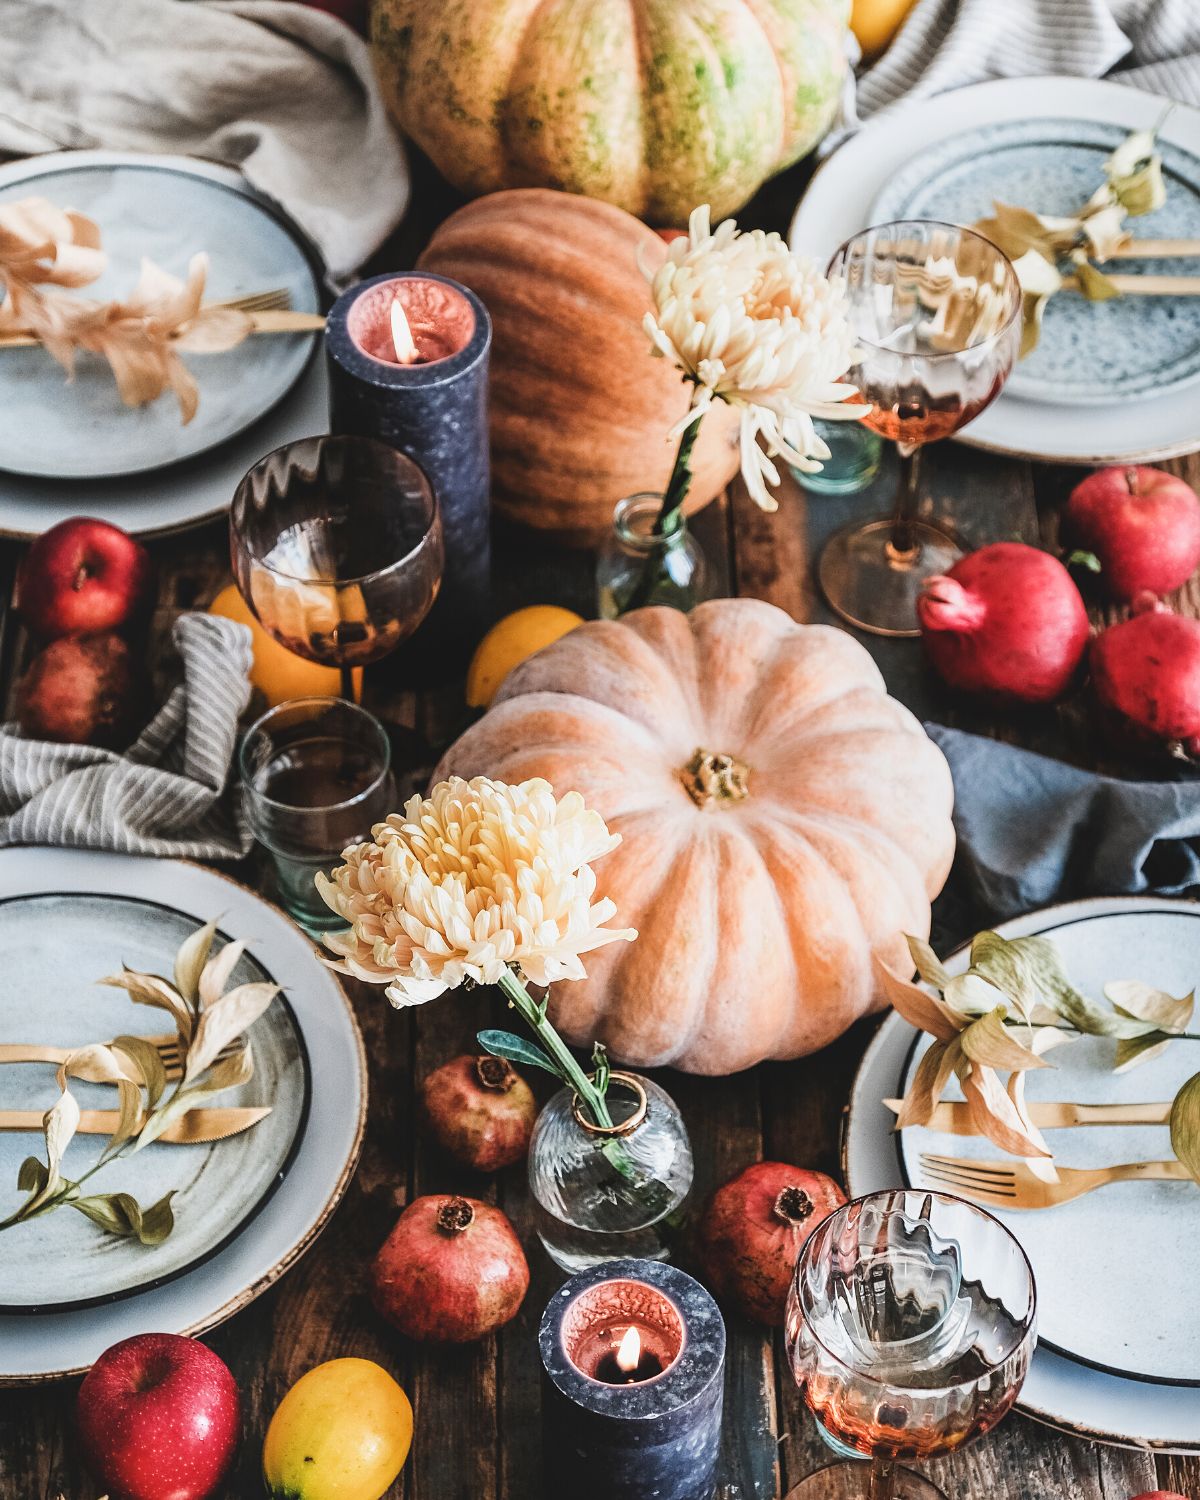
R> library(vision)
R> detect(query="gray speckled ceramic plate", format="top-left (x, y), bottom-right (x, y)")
top-left (0, 158), bottom-right (320, 479)
top-left (846, 896), bottom-right (1200, 1452)
top-left (0, 893), bottom-right (309, 1312)
top-left (871, 118), bottom-right (1200, 406)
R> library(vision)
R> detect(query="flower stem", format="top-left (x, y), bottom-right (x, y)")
top-left (618, 409), bottom-right (703, 615)
top-left (496, 968), bottom-right (614, 1128)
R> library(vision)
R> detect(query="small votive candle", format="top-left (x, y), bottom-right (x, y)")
top-left (540, 1258), bottom-right (726, 1500)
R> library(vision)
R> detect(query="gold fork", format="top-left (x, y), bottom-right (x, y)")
top-left (918, 1152), bottom-right (1193, 1209)
top-left (0, 287), bottom-right (297, 349)
top-left (0, 1033), bottom-right (242, 1082)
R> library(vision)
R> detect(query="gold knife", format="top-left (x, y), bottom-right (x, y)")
top-left (882, 1098), bottom-right (1171, 1132)
top-left (0, 1106), bottom-right (271, 1144)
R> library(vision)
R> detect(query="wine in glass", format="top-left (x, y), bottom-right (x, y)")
top-left (784, 1189), bottom-right (1037, 1500)
top-left (230, 434), bottom-right (443, 701)
top-left (819, 221), bottom-right (1022, 638)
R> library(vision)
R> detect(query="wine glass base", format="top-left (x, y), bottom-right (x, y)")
top-left (783, 1460), bottom-right (946, 1500)
top-left (817, 516), bottom-right (964, 639)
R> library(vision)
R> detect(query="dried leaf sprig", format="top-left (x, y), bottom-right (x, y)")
top-left (975, 118), bottom-right (1170, 355)
top-left (0, 920), bottom-right (279, 1245)
top-left (0, 195), bottom-right (251, 423)
top-left (879, 930), bottom-right (1200, 1181)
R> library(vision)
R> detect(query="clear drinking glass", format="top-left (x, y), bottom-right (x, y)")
top-left (240, 696), bottom-right (394, 932)
top-left (793, 421), bottom-right (883, 496)
top-left (596, 493), bottom-right (710, 619)
top-left (818, 222), bottom-right (1022, 638)
top-left (230, 435), bottom-right (443, 700)
top-left (784, 1189), bottom-right (1036, 1500)
top-left (528, 1071), bottom-right (693, 1272)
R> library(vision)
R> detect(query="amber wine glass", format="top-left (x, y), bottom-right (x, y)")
top-left (230, 434), bottom-right (443, 700)
top-left (784, 1190), bottom-right (1036, 1500)
top-left (819, 221), bottom-right (1022, 638)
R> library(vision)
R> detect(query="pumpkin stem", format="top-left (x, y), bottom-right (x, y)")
top-left (475, 1056), bottom-right (516, 1093)
top-left (680, 748), bottom-right (750, 808)
top-left (773, 1185), bottom-right (815, 1227)
top-left (437, 1197), bottom-right (476, 1235)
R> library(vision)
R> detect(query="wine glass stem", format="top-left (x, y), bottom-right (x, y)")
top-left (340, 664), bottom-right (359, 705)
top-left (888, 443), bottom-right (923, 560)
top-left (869, 1458), bottom-right (899, 1500)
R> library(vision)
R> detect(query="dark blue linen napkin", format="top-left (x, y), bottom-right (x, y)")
top-left (925, 724), bottom-right (1200, 923)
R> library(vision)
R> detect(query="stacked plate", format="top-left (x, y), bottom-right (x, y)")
top-left (0, 151), bottom-right (328, 539)
top-left (845, 897), bottom-right (1200, 1451)
top-left (790, 76), bottom-right (1200, 464)
top-left (0, 849), bottom-right (365, 1384)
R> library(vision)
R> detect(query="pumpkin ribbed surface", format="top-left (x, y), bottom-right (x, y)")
top-left (418, 190), bottom-right (740, 545)
top-left (372, 0), bottom-right (850, 224)
top-left (435, 600), bottom-right (955, 1074)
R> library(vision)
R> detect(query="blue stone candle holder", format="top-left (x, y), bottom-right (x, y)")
top-left (325, 270), bottom-right (491, 668)
top-left (539, 1257), bottom-right (726, 1500)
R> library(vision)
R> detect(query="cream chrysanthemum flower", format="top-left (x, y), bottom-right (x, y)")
top-left (317, 776), bottom-right (636, 1007)
top-left (644, 204), bottom-right (866, 511)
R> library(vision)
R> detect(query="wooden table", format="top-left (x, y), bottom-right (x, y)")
top-left (3, 157), bottom-right (1199, 1500)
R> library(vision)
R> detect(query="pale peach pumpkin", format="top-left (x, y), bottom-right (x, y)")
top-left (435, 600), bottom-right (955, 1074)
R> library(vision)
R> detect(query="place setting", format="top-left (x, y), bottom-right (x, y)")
top-left (4, 2), bottom-right (1200, 1500)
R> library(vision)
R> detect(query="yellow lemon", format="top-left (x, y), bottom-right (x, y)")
top-left (850, 0), bottom-right (919, 58)
top-left (466, 605), bottom-right (584, 708)
top-left (208, 584), bottom-right (361, 707)
top-left (262, 1358), bottom-right (413, 1500)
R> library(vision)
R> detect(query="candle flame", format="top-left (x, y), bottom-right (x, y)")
top-left (615, 1325), bottom-right (642, 1373)
top-left (390, 295), bottom-right (419, 364)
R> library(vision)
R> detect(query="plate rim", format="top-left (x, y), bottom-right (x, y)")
top-left (866, 115), bottom-right (1200, 407)
top-left (844, 891), bottom-right (1200, 1450)
top-left (790, 74), bottom-right (1200, 464)
top-left (0, 854), bottom-right (367, 1386)
top-left (0, 150), bottom-right (324, 483)
top-left (0, 888), bottom-right (313, 1316)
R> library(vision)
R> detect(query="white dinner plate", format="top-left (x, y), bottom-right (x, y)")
top-left (0, 152), bottom-right (330, 540)
top-left (0, 849), bottom-right (366, 1385)
top-left (845, 895), bottom-right (1200, 1451)
top-left (790, 76), bottom-right (1200, 464)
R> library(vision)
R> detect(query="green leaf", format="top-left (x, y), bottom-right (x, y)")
top-left (99, 967), bottom-right (193, 1043)
top-left (72, 1189), bottom-right (177, 1245)
top-left (16, 1156), bottom-right (48, 1195)
top-left (960, 1007), bottom-right (1053, 1072)
top-left (906, 935), bottom-right (950, 991)
top-left (1170, 1071), bottom-right (1200, 1184)
top-left (971, 932), bottom-right (1150, 1038)
top-left (477, 1029), bottom-right (561, 1078)
top-left (1067, 549), bottom-right (1102, 574)
top-left (1074, 258), bottom-right (1121, 301)
top-left (591, 1042), bottom-right (611, 1099)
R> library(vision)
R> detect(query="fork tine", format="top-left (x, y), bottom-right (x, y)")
top-left (919, 1168), bottom-right (1018, 1200)
top-left (215, 288), bottom-right (292, 313)
top-left (919, 1154), bottom-right (1017, 1181)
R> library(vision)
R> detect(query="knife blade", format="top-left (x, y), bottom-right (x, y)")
top-left (0, 1106), bottom-right (272, 1144)
top-left (882, 1098), bottom-right (1172, 1132)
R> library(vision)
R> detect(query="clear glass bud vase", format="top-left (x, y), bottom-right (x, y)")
top-left (596, 493), bottom-right (710, 619)
top-left (528, 1071), bottom-right (693, 1272)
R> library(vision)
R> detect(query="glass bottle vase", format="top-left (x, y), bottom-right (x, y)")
top-left (596, 493), bottom-right (710, 619)
top-left (527, 1071), bottom-right (693, 1272)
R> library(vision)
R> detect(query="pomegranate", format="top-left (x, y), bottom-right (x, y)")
top-left (1091, 597), bottom-right (1200, 757)
top-left (918, 542), bottom-right (1089, 704)
top-left (1063, 466), bottom-right (1200, 601)
top-left (697, 1162), bottom-right (846, 1326)
top-left (1127, 1493), bottom-right (1191, 1499)
top-left (16, 632), bottom-right (144, 748)
top-left (420, 1055), bottom-right (536, 1172)
top-left (371, 1195), bottom-right (529, 1343)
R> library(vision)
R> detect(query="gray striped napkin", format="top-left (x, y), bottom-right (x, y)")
top-left (855, 0), bottom-right (1200, 121)
top-left (0, 613), bottom-right (254, 860)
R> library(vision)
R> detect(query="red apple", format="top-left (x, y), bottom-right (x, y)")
top-left (1063, 466), bottom-right (1200, 601)
top-left (77, 1333), bottom-right (240, 1500)
top-left (15, 517), bottom-right (155, 642)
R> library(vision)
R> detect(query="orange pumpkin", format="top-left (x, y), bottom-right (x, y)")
top-left (435, 600), bottom-right (955, 1074)
top-left (417, 190), bottom-right (740, 547)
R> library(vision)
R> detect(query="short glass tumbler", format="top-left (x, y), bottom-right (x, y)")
top-left (784, 1190), bottom-right (1036, 1500)
top-left (528, 1071), bottom-right (693, 1272)
top-left (596, 493), bottom-right (710, 619)
top-left (240, 696), bottom-right (394, 932)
